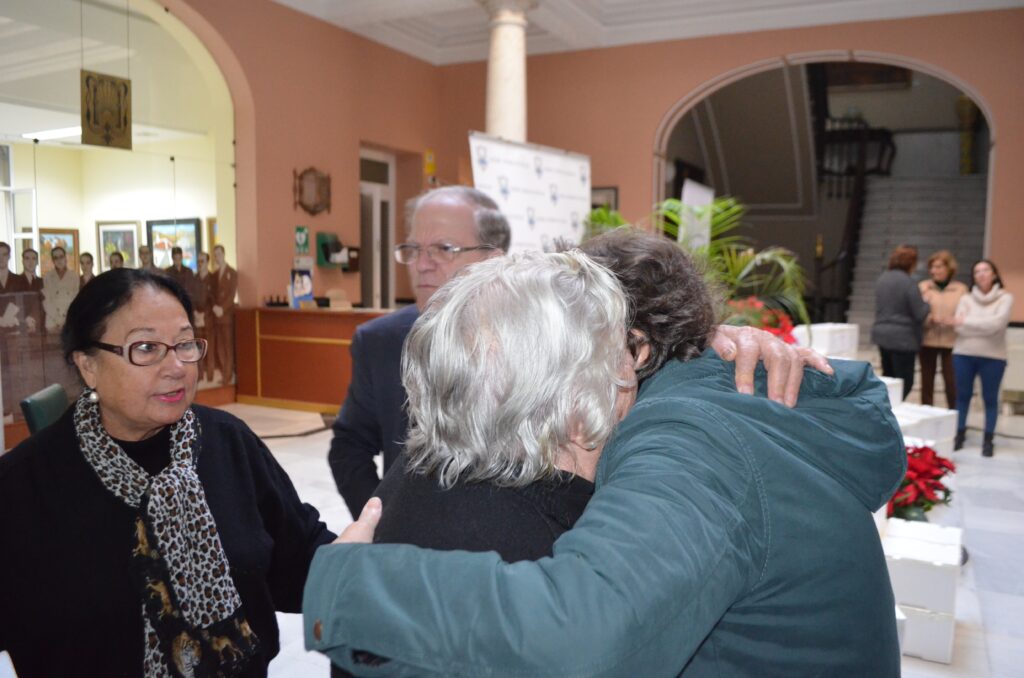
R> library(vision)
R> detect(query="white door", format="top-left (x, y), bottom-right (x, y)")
top-left (359, 150), bottom-right (396, 309)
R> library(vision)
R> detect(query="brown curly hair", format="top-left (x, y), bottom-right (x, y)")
top-left (888, 245), bottom-right (919, 273)
top-left (580, 229), bottom-right (718, 380)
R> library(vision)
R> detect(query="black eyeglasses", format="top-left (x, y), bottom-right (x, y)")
top-left (394, 243), bottom-right (496, 265)
top-left (93, 339), bottom-right (208, 367)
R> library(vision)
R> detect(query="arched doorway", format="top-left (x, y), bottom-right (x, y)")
top-left (651, 52), bottom-right (993, 325)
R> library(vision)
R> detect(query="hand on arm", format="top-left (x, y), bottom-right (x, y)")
top-left (712, 324), bottom-right (832, 407)
top-left (333, 497), bottom-right (381, 544)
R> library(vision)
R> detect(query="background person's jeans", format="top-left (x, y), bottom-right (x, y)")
top-left (953, 354), bottom-right (1007, 434)
top-left (880, 348), bottom-right (917, 400)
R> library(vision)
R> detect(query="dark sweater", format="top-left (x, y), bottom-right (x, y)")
top-left (872, 268), bottom-right (931, 351)
top-left (330, 458), bottom-right (594, 677)
top-left (0, 405), bottom-right (335, 677)
top-left (373, 458), bottom-right (595, 561)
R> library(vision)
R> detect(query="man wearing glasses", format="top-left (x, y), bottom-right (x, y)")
top-left (327, 186), bottom-right (510, 517)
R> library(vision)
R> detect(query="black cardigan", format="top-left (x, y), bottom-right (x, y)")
top-left (373, 458), bottom-right (595, 562)
top-left (0, 405), bottom-right (335, 677)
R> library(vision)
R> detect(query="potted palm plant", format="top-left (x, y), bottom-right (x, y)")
top-left (583, 196), bottom-right (809, 337)
top-left (659, 197), bottom-right (810, 334)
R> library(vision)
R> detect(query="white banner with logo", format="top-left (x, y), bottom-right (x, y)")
top-left (469, 131), bottom-right (591, 254)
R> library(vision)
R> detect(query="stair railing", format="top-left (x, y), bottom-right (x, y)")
top-left (812, 118), bottom-right (895, 321)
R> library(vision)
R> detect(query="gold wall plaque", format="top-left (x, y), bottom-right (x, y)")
top-left (81, 69), bottom-right (132, 150)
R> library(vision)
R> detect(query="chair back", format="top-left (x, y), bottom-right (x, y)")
top-left (20, 384), bottom-right (69, 434)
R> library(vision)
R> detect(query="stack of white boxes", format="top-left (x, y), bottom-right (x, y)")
top-left (893, 404), bottom-right (958, 454)
top-left (881, 519), bottom-right (963, 663)
top-left (878, 376), bottom-right (905, 407)
top-left (791, 323), bottom-right (859, 360)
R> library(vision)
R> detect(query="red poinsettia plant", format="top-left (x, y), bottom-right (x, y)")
top-left (887, 444), bottom-right (956, 520)
top-left (725, 296), bottom-right (797, 344)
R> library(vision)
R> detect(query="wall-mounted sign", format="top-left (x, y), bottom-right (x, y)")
top-left (81, 69), bottom-right (132, 150)
top-left (295, 225), bottom-right (310, 255)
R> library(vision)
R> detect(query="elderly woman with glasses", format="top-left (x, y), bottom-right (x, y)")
top-left (0, 268), bottom-right (335, 677)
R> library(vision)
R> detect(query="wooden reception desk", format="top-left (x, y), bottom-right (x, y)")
top-left (235, 307), bottom-right (387, 413)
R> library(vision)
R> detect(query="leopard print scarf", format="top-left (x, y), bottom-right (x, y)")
top-left (74, 392), bottom-right (259, 677)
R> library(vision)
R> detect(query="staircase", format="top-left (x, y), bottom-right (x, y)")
top-left (846, 175), bottom-right (987, 345)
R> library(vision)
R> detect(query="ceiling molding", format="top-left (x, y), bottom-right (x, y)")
top-left (271, 0), bottom-right (1024, 66)
top-left (528, 2), bottom-right (605, 50)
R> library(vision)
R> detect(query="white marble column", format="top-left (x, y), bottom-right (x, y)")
top-left (480, 0), bottom-right (537, 142)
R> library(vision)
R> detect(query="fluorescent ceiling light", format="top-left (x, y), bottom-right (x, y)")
top-left (21, 126), bottom-right (81, 141)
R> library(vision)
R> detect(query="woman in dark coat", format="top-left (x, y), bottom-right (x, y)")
top-left (872, 244), bottom-right (931, 399)
top-left (0, 269), bottom-right (334, 677)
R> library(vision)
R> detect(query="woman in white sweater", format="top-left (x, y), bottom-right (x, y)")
top-left (951, 259), bottom-right (1014, 456)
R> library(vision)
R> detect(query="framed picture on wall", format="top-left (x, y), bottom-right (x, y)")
top-left (591, 186), bottom-right (619, 211)
top-left (39, 229), bottom-right (80, 276)
top-left (146, 218), bottom-right (202, 271)
top-left (97, 221), bottom-right (140, 272)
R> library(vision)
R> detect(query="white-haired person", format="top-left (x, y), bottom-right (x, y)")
top-left (306, 232), bottom-right (906, 677)
top-left (367, 250), bottom-right (641, 563)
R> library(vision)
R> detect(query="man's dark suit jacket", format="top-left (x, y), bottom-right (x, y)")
top-left (328, 304), bottom-right (420, 517)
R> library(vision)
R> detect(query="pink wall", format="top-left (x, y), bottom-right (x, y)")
top-left (437, 9), bottom-right (1024, 319)
top-left (170, 0), bottom-right (445, 306)
top-left (171, 3), bottom-right (1024, 320)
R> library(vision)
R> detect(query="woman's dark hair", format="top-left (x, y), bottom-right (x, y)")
top-left (62, 268), bottom-right (195, 365)
top-left (888, 245), bottom-right (918, 273)
top-left (580, 229), bottom-right (717, 380)
top-left (970, 258), bottom-right (1004, 290)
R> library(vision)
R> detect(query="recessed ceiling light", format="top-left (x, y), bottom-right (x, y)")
top-left (21, 126), bottom-right (82, 141)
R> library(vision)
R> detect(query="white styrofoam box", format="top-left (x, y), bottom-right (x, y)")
top-left (873, 506), bottom-right (889, 536)
top-left (900, 604), bottom-right (956, 664)
top-left (883, 519), bottom-right (962, 615)
top-left (903, 435), bottom-right (954, 456)
top-left (885, 518), bottom-right (962, 548)
top-left (894, 403), bottom-right (957, 441)
top-left (791, 323), bottom-right (860, 359)
top-left (895, 408), bottom-right (928, 439)
top-left (895, 605), bottom-right (907, 651)
top-left (879, 376), bottom-right (904, 407)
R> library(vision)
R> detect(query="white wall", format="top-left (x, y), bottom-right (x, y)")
top-left (8, 135), bottom-right (221, 270)
top-left (10, 142), bottom-right (83, 232)
top-left (829, 72), bottom-right (966, 132)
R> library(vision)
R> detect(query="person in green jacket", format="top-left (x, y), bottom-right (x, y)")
top-left (305, 231), bottom-right (906, 677)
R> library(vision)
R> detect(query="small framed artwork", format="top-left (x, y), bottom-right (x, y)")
top-left (591, 186), bottom-right (619, 211)
top-left (146, 218), bottom-right (202, 271)
top-left (39, 229), bottom-right (80, 276)
top-left (97, 221), bottom-right (140, 272)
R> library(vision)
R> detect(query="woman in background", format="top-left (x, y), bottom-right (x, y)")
top-left (952, 259), bottom-right (1014, 456)
top-left (872, 245), bottom-right (930, 400)
top-left (919, 250), bottom-right (968, 408)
